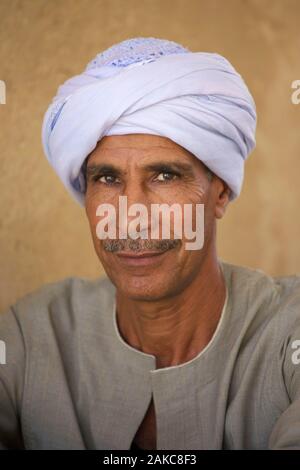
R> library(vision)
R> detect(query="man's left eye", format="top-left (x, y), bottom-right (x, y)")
top-left (155, 172), bottom-right (178, 182)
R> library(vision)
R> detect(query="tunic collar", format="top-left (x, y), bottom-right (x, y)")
top-left (110, 258), bottom-right (231, 376)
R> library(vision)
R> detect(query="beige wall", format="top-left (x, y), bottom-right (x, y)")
top-left (0, 0), bottom-right (299, 312)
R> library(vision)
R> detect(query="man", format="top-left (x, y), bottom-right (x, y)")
top-left (1, 37), bottom-right (300, 450)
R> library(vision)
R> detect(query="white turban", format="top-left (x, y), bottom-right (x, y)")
top-left (41, 37), bottom-right (257, 205)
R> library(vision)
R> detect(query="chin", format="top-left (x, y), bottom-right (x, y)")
top-left (114, 275), bottom-right (171, 301)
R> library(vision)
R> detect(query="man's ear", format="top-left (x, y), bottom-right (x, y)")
top-left (214, 179), bottom-right (231, 219)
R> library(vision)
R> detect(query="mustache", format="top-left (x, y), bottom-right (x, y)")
top-left (102, 238), bottom-right (181, 253)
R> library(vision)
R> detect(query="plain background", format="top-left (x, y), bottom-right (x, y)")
top-left (0, 0), bottom-right (299, 312)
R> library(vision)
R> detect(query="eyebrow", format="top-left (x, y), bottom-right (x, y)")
top-left (143, 161), bottom-right (195, 175)
top-left (86, 164), bottom-right (121, 179)
top-left (86, 160), bottom-right (195, 179)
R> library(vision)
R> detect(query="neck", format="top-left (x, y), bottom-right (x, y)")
top-left (115, 252), bottom-right (226, 369)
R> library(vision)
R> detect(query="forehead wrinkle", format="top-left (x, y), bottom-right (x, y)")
top-left (97, 134), bottom-right (179, 148)
top-left (87, 146), bottom-right (207, 179)
top-left (89, 144), bottom-right (192, 165)
top-left (98, 144), bottom-right (177, 149)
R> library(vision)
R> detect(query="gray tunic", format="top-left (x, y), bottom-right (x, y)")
top-left (1, 259), bottom-right (300, 450)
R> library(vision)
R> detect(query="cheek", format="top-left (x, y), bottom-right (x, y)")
top-left (85, 183), bottom-right (107, 214)
top-left (187, 181), bottom-right (209, 203)
top-left (85, 198), bottom-right (100, 240)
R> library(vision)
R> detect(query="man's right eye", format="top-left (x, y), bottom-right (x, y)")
top-left (93, 174), bottom-right (120, 185)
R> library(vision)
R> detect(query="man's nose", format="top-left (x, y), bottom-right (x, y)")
top-left (117, 179), bottom-right (152, 235)
top-left (121, 178), bottom-right (151, 209)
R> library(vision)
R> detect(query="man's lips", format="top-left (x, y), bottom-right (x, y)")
top-left (114, 249), bottom-right (170, 266)
top-left (116, 250), bottom-right (167, 258)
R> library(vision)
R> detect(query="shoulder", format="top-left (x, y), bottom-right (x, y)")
top-left (220, 258), bottom-right (300, 397)
top-left (7, 275), bottom-right (114, 314)
top-left (220, 258), bottom-right (300, 357)
top-left (220, 258), bottom-right (300, 323)
top-left (4, 274), bottom-right (114, 314)
top-left (0, 275), bottom-right (115, 414)
top-left (0, 275), bottom-right (116, 352)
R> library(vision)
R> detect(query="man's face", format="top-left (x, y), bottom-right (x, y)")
top-left (85, 134), bottom-right (227, 301)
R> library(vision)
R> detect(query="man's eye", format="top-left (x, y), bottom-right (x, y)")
top-left (155, 171), bottom-right (179, 182)
top-left (94, 174), bottom-right (120, 184)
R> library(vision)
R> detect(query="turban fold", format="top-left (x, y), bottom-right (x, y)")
top-left (41, 37), bottom-right (257, 205)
